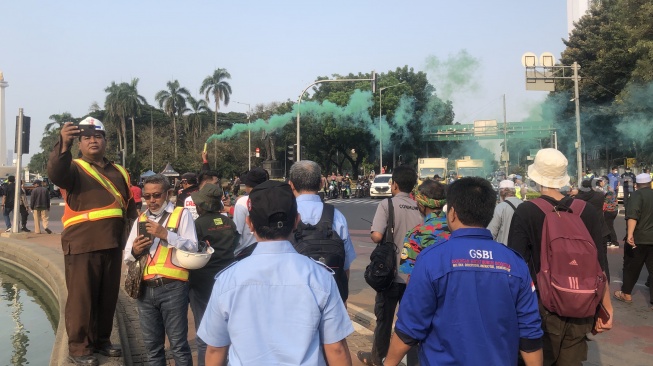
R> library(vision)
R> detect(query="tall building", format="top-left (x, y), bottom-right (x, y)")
top-left (6, 149), bottom-right (13, 166)
top-left (567, 0), bottom-right (595, 34)
top-left (0, 71), bottom-right (7, 167)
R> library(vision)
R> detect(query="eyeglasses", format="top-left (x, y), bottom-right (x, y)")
top-left (142, 192), bottom-right (165, 200)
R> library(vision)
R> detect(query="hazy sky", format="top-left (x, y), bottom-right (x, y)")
top-left (1, 0), bottom-right (570, 163)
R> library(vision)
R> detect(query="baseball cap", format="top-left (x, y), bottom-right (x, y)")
top-left (499, 180), bottom-right (515, 189)
top-left (181, 172), bottom-right (198, 185)
top-left (248, 180), bottom-right (297, 229)
top-left (241, 167), bottom-right (269, 187)
top-left (636, 173), bottom-right (652, 184)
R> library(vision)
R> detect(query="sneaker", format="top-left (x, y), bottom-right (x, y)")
top-left (45, 228), bottom-right (52, 234)
top-left (4, 228), bottom-right (11, 233)
top-left (607, 242), bottom-right (619, 248)
top-left (21, 227), bottom-right (30, 233)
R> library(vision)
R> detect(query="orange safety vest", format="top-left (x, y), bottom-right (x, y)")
top-left (142, 207), bottom-right (188, 281)
top-left (62, 159), bottom-right (131, 229)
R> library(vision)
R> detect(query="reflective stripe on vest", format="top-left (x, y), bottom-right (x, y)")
top-left (142, 207), bottom-right (188, 281)
top-left (61, 160), bottom-right (131, 229)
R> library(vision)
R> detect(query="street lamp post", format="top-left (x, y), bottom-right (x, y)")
top-left (522, 53), bottom-right (583, 184)
top-left (378, 82), bottom-right (405, 172)
top-left (234, 101), bottom-right (252, 170)
top-left (296, 73), bottom-right (377, 162)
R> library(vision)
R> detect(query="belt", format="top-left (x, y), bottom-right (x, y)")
top-left (142, 277), bottom-right (179, 288)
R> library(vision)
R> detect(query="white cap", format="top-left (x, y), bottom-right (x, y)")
top-left (636, 173), bottom-right (652, 184)
top-left (499, 180), bottom-right (515, 189)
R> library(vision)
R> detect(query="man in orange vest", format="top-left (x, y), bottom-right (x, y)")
top-left (124, 173), bottom-right (198, 365)
top-left (48, 117), bottom-right (138, 366)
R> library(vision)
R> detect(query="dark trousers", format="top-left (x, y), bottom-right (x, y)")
top-left (189, 286), bottom-right (211, 366)
top-left (20, 204), bottom-right (28, 228)
top-left (604, 211), bottom-right (618, 243)
top-left (371, 282), bottom-right (419, 366)
top-left (64, 247), bottom-right (122, 356)
top-left (623, 189), bottom-right (632, 210)
top-left (539, 302), bottom-right (593, 366)
top-left (622, 245), bottom-right (653, 304)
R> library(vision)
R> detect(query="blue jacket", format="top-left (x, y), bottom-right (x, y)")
top-left (395, 228), bottom-right (542, 365)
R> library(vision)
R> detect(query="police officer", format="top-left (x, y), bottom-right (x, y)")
top-left (197, 180), bottom-right (353, 365)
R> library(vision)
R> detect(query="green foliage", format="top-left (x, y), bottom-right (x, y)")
top-left (551, 0), bottom-right (653, 168)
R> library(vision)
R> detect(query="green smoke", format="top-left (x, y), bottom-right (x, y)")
top-left (206, 90), bottom-right (374, 143)
top-left (424, 49), bottom-right (480, 100)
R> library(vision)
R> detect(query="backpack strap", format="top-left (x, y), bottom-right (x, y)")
top-left (568, 199), bottom-right (586, 216)
top-left (318, 203), bottom-right (336, 234)
top-left (531, 197), bottom-right (554, 214)
top-left (505, 200), bottom-right (518, 211)
top-left (385, 197), bottom-right (394, 243)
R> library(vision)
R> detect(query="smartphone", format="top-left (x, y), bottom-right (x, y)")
top-left (139, 222), bottom-right (152, 241)
top-left (591, 302), bottom-right (610, 335)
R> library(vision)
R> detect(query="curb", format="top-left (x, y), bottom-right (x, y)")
top-left (0, 237), bottom-right (68, 366)
top-left (348, 303), bottom-right (376, 331)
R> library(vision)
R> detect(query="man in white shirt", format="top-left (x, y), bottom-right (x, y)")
top-left (232, 167), bottom-right (269, 257)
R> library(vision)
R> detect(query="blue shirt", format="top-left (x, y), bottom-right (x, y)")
top-left (395, 228), bottom-right (542, 365)
top-left (607, 172), bottom-right (620, 190)
top-left (197, 240), bottom-right (354, 366)
top-left (296, 194), bottom-right (357, 270)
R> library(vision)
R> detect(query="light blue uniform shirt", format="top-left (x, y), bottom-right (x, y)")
top-left (295, 194), bottom-right (357, 270)
top-left (197, 240), bottom-right (354, 365)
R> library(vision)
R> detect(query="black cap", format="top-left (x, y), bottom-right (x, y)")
top-left (248, 180), bottom-right (296, 229)
top-left (181, 172), bottom-right (198, 185)
top-left (241, 167), bottom-right (269, 187)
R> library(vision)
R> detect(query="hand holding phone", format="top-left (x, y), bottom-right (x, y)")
top-left (591, 303), bottom-right (611, 335)
top-left (139, 221), bottom-right (153, 241)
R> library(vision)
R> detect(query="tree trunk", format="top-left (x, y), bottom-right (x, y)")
top-left (214, 102), bottom-right (219, 169)
top-left (131, 116), bottom-right (136, 155)
top-left (120, 116), bottom-right (128, 157)
top-left (173, 115), bottom-right (178, 159)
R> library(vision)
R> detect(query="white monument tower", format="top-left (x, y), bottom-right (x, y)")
top-left (567, 0), bottom-right (594, 35)
top-left (0, 71), bottom-right (8, 167)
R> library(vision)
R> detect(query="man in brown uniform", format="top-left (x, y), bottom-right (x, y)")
top-left (48, 117), bottom-right (137, 366)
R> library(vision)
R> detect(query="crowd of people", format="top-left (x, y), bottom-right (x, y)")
top-left (45, 115), bottom-right (653, 366)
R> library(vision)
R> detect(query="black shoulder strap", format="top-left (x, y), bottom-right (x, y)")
top-left (319, 203), bottom-right (336, 228)
top-left (385, 197), bottom-right (394, 243)
top-left (505, 200), bottom-right (518, 211)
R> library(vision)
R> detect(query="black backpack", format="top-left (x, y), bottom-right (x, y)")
top-left (364, 198), bottom-right (397, 292)
top-left (291, 203), bottom-right (348, 301)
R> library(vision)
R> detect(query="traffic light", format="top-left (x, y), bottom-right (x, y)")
top-left (15, 116), bottom-right (30, 155)
top-left (287, 145), bottom-right (295, 161)
top-left (371, 70), bottom-right (377, 93)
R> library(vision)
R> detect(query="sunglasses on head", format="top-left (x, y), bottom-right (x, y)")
top-left (143, 192), bottom-right (165, 200)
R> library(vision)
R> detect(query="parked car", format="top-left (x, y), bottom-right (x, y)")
top-left (370, 174), bottom-right (393, 198)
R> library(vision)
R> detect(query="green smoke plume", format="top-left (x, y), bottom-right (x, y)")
top-left (424, 49), bottom-right (480, 100)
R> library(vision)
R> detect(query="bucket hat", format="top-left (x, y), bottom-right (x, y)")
top-left (527, 148), bottom-right (570, 189)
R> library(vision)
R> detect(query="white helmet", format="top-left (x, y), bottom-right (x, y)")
top-left (79, 117), bottom-right (106, 135)
top-left (173, 246), bottom-right (214, 269)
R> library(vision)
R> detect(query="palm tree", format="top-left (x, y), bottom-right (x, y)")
top-left (185, 95), bottom-right (211, 146)
top-left (199, 68), bottom-right (232, 130)
top-left (155, 80), bottom-right (190, 159)
top-left (105, 81), bottom-right (128, 153)
top-left (122, 78), bottom-right (148, 155)
top-left (46, 112), bottom-right (74, 131)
